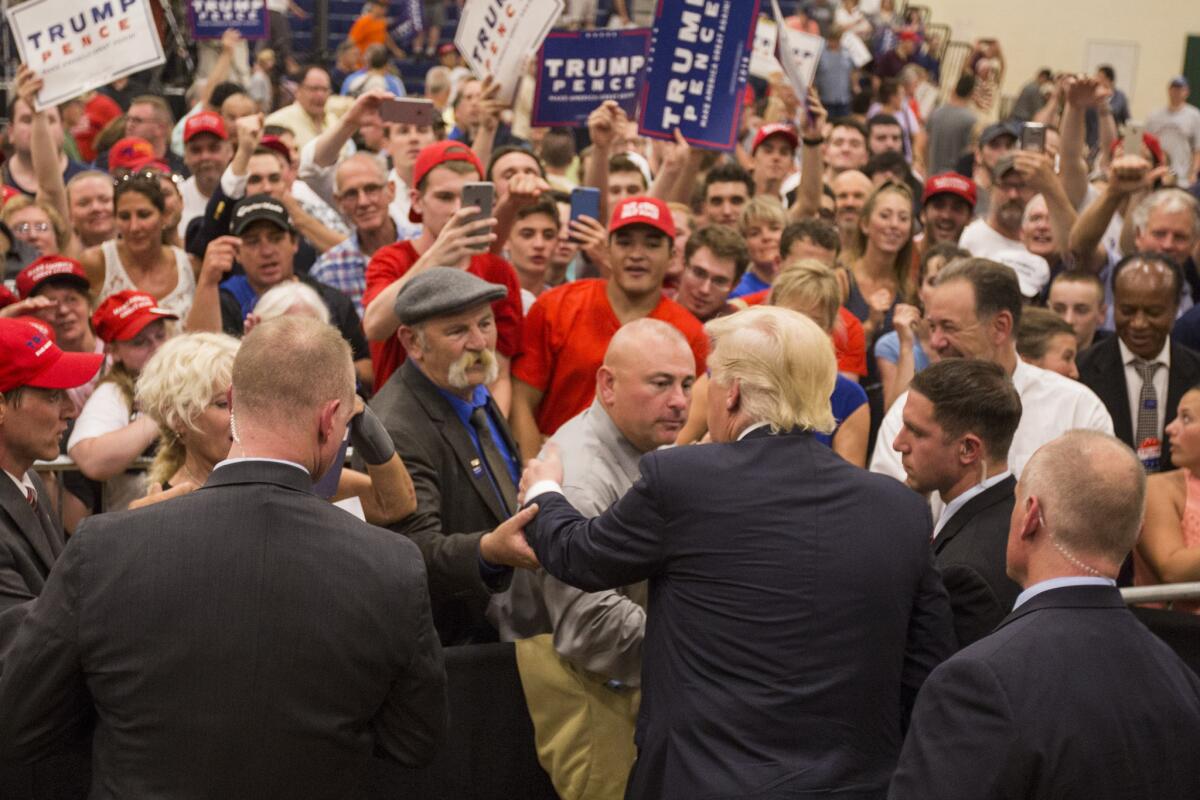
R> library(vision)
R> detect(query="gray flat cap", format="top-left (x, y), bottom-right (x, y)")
top-left (394, 266), bottom-right (508, 326)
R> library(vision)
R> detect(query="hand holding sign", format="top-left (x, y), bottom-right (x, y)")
top-left (587, 101), bottom-right (626, 151)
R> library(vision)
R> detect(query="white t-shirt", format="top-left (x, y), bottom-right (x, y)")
top-left (178, 175), bottom-right (209, 241)
top-left (67, 381), bottom-right (150, 512)
top-left (959, 218), bottom-right (1050, 297)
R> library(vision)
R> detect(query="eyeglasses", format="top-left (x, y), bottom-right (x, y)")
top-left (300, 83), bottom-right (331, 94)
top-left (13, 221), bottom-right (51, 234)
top-left (686, 263), bottom-right (734, 291)
top-left (336, 183), bottom-right (386, 203)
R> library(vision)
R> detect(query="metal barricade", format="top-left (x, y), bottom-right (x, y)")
top-left (1121, 583), bottom-right (1200, 606)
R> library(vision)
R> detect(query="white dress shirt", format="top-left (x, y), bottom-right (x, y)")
top-left (1118, 337), bottom-right (1171, 446)
top-left (933, 470), bottom-right (1012, 540)
top-left (214, 456), bottom-right (309, 475)
top-left (1013, 576), bottom-right (1117, 610)
top-left (871, 355), bottom-right (1114, 484)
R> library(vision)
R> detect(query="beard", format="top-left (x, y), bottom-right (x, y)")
top-left (447, 348), bottom-right (499, 389)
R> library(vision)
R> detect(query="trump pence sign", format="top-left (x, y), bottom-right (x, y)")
top-left (6, 0), bottom-right (166, 110)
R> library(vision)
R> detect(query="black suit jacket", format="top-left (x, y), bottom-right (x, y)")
top-left (0, 461), bottom-right (446, 799)
top-left (370, 360), bottom-right (517, 645)
top-left (527, 429), bottom-right (956, 800)
top-left (933, 476), bottom-right (1021, 648)
top-left (890, 585), bottom-right (1200, 799)
top-left (1078, 336), bottom-right (1200, 468)
top-left (0, 472), bottom-right (90, 800)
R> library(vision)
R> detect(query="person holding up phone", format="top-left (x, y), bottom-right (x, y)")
top-left (362, 141), bottom-right (524, 408)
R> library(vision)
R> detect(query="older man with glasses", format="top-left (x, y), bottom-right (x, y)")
top-left (265, 65), bottom-right (339, 148)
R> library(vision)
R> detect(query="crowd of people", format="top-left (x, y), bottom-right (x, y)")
top-left (2, 1), bottom-right (1200, 798)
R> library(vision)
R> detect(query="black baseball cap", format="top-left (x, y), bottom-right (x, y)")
top-left (231, 194), bottom-right (293, 236)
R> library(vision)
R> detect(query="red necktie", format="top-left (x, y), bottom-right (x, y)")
top-left (26, 486), bottom-right (38, 511)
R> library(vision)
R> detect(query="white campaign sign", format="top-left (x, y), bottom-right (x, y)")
top-left (6, 0), bottom-right (166, 110)
top-left (842, 31), bottom-right (873, 69)
top-left (456, 0), bottom-right (565, 105)
top-left (750, 16), bottom-right (781, 79)
top-left (772, 0), bottom-right (823, 96)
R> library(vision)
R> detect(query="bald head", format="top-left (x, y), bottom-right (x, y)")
top-left (831, 170), bottom-right (874, 238)
top-left (1019, 431), bottom-right (1146, 571)
top-left (597, 319), bottom-right (696, 453)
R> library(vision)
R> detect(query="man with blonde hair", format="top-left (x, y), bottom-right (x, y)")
top-left (0, 316), bottom-right (448, 795)
top-left (515, 305), bottom-right (955, 799)
top-left (891, 431), bottom-right (1200, 799)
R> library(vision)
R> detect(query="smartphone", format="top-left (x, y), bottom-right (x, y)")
top-left (1121, 122), bottom-right (1144, 159)
top-left (570, 186), bottom-right (601, 226)
top-left (1020, 122), bottom-right (1046, 152)
top-left (460, 182), bottom-right (495, 252)
top-left (380, 97), bottom-right (436, 127)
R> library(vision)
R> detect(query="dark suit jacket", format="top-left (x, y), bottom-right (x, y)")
top-left (890, 585), bottom-right (1200, 799)
top-left (371, 360), bottom-right (517, 645)
top-left (0, 461), bottom-right (446, 799)
top-left (0, 471), bottom-right (63, 616)
top-left (933, 476), bottom-right (1021, 648)
top-left (0, 472), bottom-right (90, 800)
top-left (1078, 335), bottom-right (1200, 468)
top-left (527, 429), bottom-right (956, 800)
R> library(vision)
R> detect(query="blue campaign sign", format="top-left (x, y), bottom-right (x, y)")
top-left (638, 0), bottom-right (761, 152)
top-left (532, 28), bottom-right (652, 128)
top-left (188, 0), bottom-right (268, 41)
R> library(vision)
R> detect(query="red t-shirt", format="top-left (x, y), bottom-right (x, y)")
top-left (734, 289), bottom-right (867, 377)
top-left (364, 241), bottom-right (524, 392)
top-left (513, 279), bottom-right (708, 436)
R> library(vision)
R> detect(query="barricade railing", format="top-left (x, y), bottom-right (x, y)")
top-left (1121, 583), bottom-right (1200, 606)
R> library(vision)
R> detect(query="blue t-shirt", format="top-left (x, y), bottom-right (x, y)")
top-left (873, 331), bottom-right (931, 372)
top-left (729, 270), bottom-right (770, 300)
top-left (814, 375), bottom-right (868, 448)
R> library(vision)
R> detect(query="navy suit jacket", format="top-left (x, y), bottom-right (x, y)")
top-left (527, 429), bottom-right (956, 800)
top-left (933, 476), bottom-right (1021, 648)
top-left (890, 585), bottom-right (1200, 799)
top-left (0, 461), bottom-right (446, 799)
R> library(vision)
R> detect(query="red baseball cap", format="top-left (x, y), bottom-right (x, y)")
top-left (184, 111), bottom-right (228, 143)
top-left (1, 185), bottom-right (20, 206)
top-left (108, 137), bottom-right (157, 173)
top-left (0, 284), bottom-right (17, 310)
top-left (609, 196), bottom-right (676, 238)
top-left (410, 141), bottom-right (485, 223)
top-left (16, 255), bottom-right (91, 299)
top-left (91, 290), bottom-right (178, 343)
top-left (0, 317), bottom-right (103, 393)
top-left (258, 135), bottom-right (293, 167)
top-left (922, 173), bottom-right (978, 209)
top-left (1110, 131), bottom-right (1166, 166)
top-left (753, 123), bottom-right (799, 155)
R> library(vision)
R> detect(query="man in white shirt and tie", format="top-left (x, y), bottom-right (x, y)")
top-left (891, 359), bottom-right (1024, 647)
top-left (872, 257), bottom-right (1114, 485)
top-left (1078, 252), bottom-right (1200, 474)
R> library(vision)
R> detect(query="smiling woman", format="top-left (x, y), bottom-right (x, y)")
top-left (78, 175), bottom-right (196, 319)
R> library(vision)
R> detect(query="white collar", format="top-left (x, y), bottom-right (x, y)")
top-left (214, 456), bottom-right (310, 476)
top-left (3, 468), bottom-right (36, 501)
top-left (1013, 576), bottom-right (1117, 609)
top-left (737, 421), bottom-right (773, 441)
top-left (1117, 337), bottom-right (1171, 369)
top-left (934, 470), bottom-right (1012, 539)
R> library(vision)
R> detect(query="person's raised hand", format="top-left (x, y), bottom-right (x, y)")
top-left (200, 236), bottom-right (240, 286)
top-left (519, 442), bottom-right (564, 503)
top-left (892, 303), bottom-right (921, 345)
top-left (0, 295), bottom-right (54, 319)
top-left (14, 64), bottom-right (44, 111)
top-left (345, 89), bottom-right (395, 129)
top-left (235, 113), bottom-right (265, 154)
top-left (587, 100), bottom-right (622, 150)
top-left (1108, 154), bottom-right (1167, 196)
top-left (567, 214), bottom-right (610, 272)
top-left (658, 128), bottom-right (692, 173)
top-left (1011, 149), bottom-right (1059, 193)
top-left (425, 205), bottom-right (498, 267)
top-left (479, 504), bottom-right (541, 570)
top-left (801, 86), bottom-right (828, 141)
top-left (220, 28), bottom-right (243, 54)
top-left (1064, 75), bottom-right (1111, 109)
top-left (505, 173), bottom-right (550, 208)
